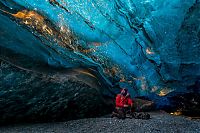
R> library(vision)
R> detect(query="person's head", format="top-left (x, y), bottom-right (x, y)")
top-left (120, 88), bottom-right (128, 96)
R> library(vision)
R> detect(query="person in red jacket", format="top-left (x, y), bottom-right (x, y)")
top-left (112, 88), bottom-right (133, 119)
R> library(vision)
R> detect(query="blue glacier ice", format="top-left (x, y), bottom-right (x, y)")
top-left (0, 0), bottom-right (200, 123)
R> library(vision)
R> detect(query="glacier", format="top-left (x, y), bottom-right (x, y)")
top-left (0, 0), bottom-right (200, 123)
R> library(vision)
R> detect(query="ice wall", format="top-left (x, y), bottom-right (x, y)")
top-left (0, 0), bottom-right (200, 113)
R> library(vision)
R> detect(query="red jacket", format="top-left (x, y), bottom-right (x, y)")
top-left (115, 94), bottom-right (133, 108)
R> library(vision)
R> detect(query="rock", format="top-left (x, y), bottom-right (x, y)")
top-left (0, 61), bottom-right (113, 124)
top-left (168, 93), bottom-right (200, 117)
top-left (133, 98), bottom-right (155, 112)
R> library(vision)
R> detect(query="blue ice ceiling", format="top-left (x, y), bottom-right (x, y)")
top-left (0, 0), bottom-right (200, 98)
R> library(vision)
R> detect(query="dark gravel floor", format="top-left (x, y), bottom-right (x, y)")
top-left (0, 111), bottom-right (200, 133)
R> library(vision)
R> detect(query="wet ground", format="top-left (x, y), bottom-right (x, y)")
top-left (0, 111), bottom-right (200, 133)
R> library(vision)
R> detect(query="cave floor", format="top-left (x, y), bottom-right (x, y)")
top-left (0, 111), bottom-right (200, 133)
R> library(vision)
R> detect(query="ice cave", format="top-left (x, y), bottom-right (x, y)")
top-left (0, 0), bottom-right (200, 125)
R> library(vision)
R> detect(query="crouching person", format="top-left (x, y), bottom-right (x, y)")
top-left (112, 88), bottom-right (133, 119)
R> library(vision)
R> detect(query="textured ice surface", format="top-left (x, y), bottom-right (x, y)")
top-left (0, 0), bottom-right (200, 122)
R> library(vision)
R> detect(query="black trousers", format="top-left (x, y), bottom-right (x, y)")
top-left (112, 107), bottom-right (150, 120)
top-left (112, 107), bottom-right (132, 119)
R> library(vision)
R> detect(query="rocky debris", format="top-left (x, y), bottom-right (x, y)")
top-left (0, 111), bottom-right (200, 133)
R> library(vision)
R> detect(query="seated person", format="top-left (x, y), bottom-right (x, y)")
top-left (112, 88), bottom-right (133, 119)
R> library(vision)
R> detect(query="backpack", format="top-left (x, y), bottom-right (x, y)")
top-left (132, 112), bottom-right (150, 120)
